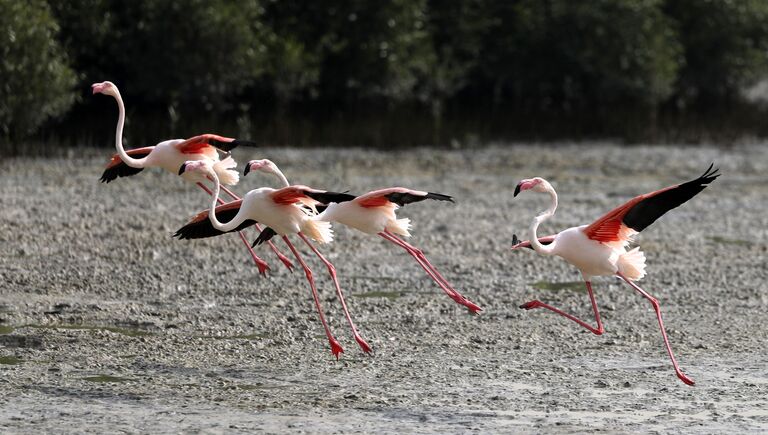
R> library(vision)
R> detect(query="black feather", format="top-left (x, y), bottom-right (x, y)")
top-left (99, 151), bottom-right (151, 183)
top-left (623, 164), bottom-right (720, 233)
top-left (173, 207), bottom-right (257, 240)
top-left (303, 190), bottom-right (357, 205)
top-left (385, 191), bottom-right (453, 207)
top-left (251, 227), bottom-right (278, 247)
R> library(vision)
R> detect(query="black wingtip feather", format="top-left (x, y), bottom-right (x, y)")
top-left (621, 164), bottom-right (721, 233)
top-left (426, 192), bottom-right (454, 203)
top-left (251, 227), bottom-right (278, 247)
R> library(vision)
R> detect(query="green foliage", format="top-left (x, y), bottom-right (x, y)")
top-left (0, 0), bottom-right (76, 140)
top-left (3, 0), bottom-right (767, 145)
top-left (664, 0), bottom-right (768, 102)
top-left (51, 0), bottom-right (269, 110)
top-left (263, 0), bottom-right (433, 104)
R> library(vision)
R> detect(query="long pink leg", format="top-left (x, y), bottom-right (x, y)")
top-left (281, 235), bottom-right (344, 358)
top-left (215, 180), bottom-right (295, 271)
top-left (616, 272), bottom-right (695, 386)
top-left (519, 281), bottom-right (604, 335)
top-left (297, 232), bottom-right (372, 354)
top-left (196, 182), bottom-right (270, 275)
top-left (380, 230), bottom-right (482, 313)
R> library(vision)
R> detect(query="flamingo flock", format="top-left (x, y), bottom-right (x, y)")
top-left (93, 81), bottom-right (719, 386)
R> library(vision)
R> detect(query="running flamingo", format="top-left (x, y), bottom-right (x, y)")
top-left (244, 159), bottom-right (482, 313)
top-left (92, 80), bottom-right (293, 274)
top-left (175, 160), bottom-right (368, 358)
top-left (511, 165), bottom-right (720, 386)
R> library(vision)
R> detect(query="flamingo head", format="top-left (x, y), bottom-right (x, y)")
top-left (178, 160), bottom-right (212, 176)
top-left (91, 81), bottom-right (118, 96)
top-left (514, 177), bottom-right (551, 197)
top-left (243, 159), bottom-right (278, 177)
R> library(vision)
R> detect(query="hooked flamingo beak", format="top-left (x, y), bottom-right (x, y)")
top-left (514, 182), bottom-right (522, 197)
top-left (91, 84), bottom-right (101, 95)
top-left (178, 163), bottom-right (188, 175)
top-left (243, 163), bottom-right (252, 176)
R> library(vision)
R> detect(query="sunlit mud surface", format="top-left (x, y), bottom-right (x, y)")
top-left (1, 144), bottom-right (766, 432)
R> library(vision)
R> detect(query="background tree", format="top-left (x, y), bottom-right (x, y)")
top-left (0, 0), bottom-right (76, 143)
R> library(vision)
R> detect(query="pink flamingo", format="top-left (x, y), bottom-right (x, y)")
top-left (244, 159), bottom-right (482, 313)
top-left (92, 81), bottom-right (293, 274)
top-left (511, 165), bottom-right (720, 386)
top-left (176, 160), bottom-right (370, 358)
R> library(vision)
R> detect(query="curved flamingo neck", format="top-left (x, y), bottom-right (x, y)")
top-left (112, 90), bottom-right (147, 169)
top-left (530, 184), bottom-right (558, 255)
top-left (274, 168), bottom-right (290, 188)
top-left (206, 170), bottom-right (242, 233)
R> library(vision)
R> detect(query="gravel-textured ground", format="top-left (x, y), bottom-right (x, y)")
top-left (1, 144), bottom-right (767, 433)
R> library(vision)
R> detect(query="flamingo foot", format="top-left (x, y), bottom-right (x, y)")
top-left (277, 253), bottom-right (295, 272)
top-left (354, 335), bottom-right (373, 354)
top-left (519, 300), bottom-right (543, 310)
top-left (447, 293), bottom-right (482, 313)
top-left (677, 372), bottom-right (695, 386)
top-left (329, 338), bottom-right (344, 359)
top-left (256, 260), bottom-right (271, 276)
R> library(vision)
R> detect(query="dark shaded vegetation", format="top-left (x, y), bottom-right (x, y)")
top-left (2, 0), bottom-right (768, 152)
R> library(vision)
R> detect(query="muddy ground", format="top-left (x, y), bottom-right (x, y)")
top-left (1, 144), bottom-right (766, 433)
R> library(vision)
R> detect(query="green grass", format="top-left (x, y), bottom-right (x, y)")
top-left (0, 356), bottom-right (22, 365)
top-left (0, 326), bottom-right (14, 335)
top-left (708, 236), bottom-right (753, 246)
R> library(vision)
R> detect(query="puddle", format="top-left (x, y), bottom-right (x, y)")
top-left (82, 375), bottom-right (134, 383)
top-left (353, 290), bottom-right (409, 300)
top-left (0, 326), bottom-right (14, 335)
top-left (22, 324), bottom-right (152, 337)
top-left (532, 281), bottom-right (584, 291)
top-left (708, 236), bottom-right (753, 246)
top-left (0, 356), bottom-right (22, 365)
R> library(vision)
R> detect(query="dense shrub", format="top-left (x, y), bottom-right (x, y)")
top-left (0, 0), bottom-right (76, 141)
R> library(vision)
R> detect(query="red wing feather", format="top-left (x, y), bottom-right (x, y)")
top-left (175, 134), bottom-right (234, 155)
top-left (270, 186), bottom-right (317, 205)
top-left (583, 198), bottom-right (643, 242)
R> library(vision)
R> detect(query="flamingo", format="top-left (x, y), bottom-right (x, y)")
top-left (175, 160), bottom-right (369, 358)
top-left (511, 164), bottom-right (720, 386)
top-left (91, 81), bottom-right (294, 274)
top-left (244, 159), bottom-right (482, 314)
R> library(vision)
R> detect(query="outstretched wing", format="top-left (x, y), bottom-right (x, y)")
top-left (100, 146), bottom-right (154, 183)
top-left (583, 165), bottom-right (720, 243)
top-left (173, 199), bottom-right (256, 239)
top-left (174, 134), bottom-right (256, 155)
top-left (355, 187), bottom-right (454, 208)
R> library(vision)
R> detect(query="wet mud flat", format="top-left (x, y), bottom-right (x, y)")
top-left (1, 144), bottom-right (767, 433)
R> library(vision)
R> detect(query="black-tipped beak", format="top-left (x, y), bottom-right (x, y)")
top-left (243, 163), bottom-right (251, 177)
top-left (511, 234), bottom-right (520, 245)
top-left (178, 163), bottom-right (188, 175)
top-left (513, 183), bottom-right (521, 197)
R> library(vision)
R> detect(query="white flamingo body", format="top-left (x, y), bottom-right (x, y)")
top-left (231, 188), bottom-right (328, 240)
top-left (513, 166), bottom-right (721, 386)
top-left (544, 225), bottom-right (644, 280)
top-left (318, 201), bottom-right (409, 236)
